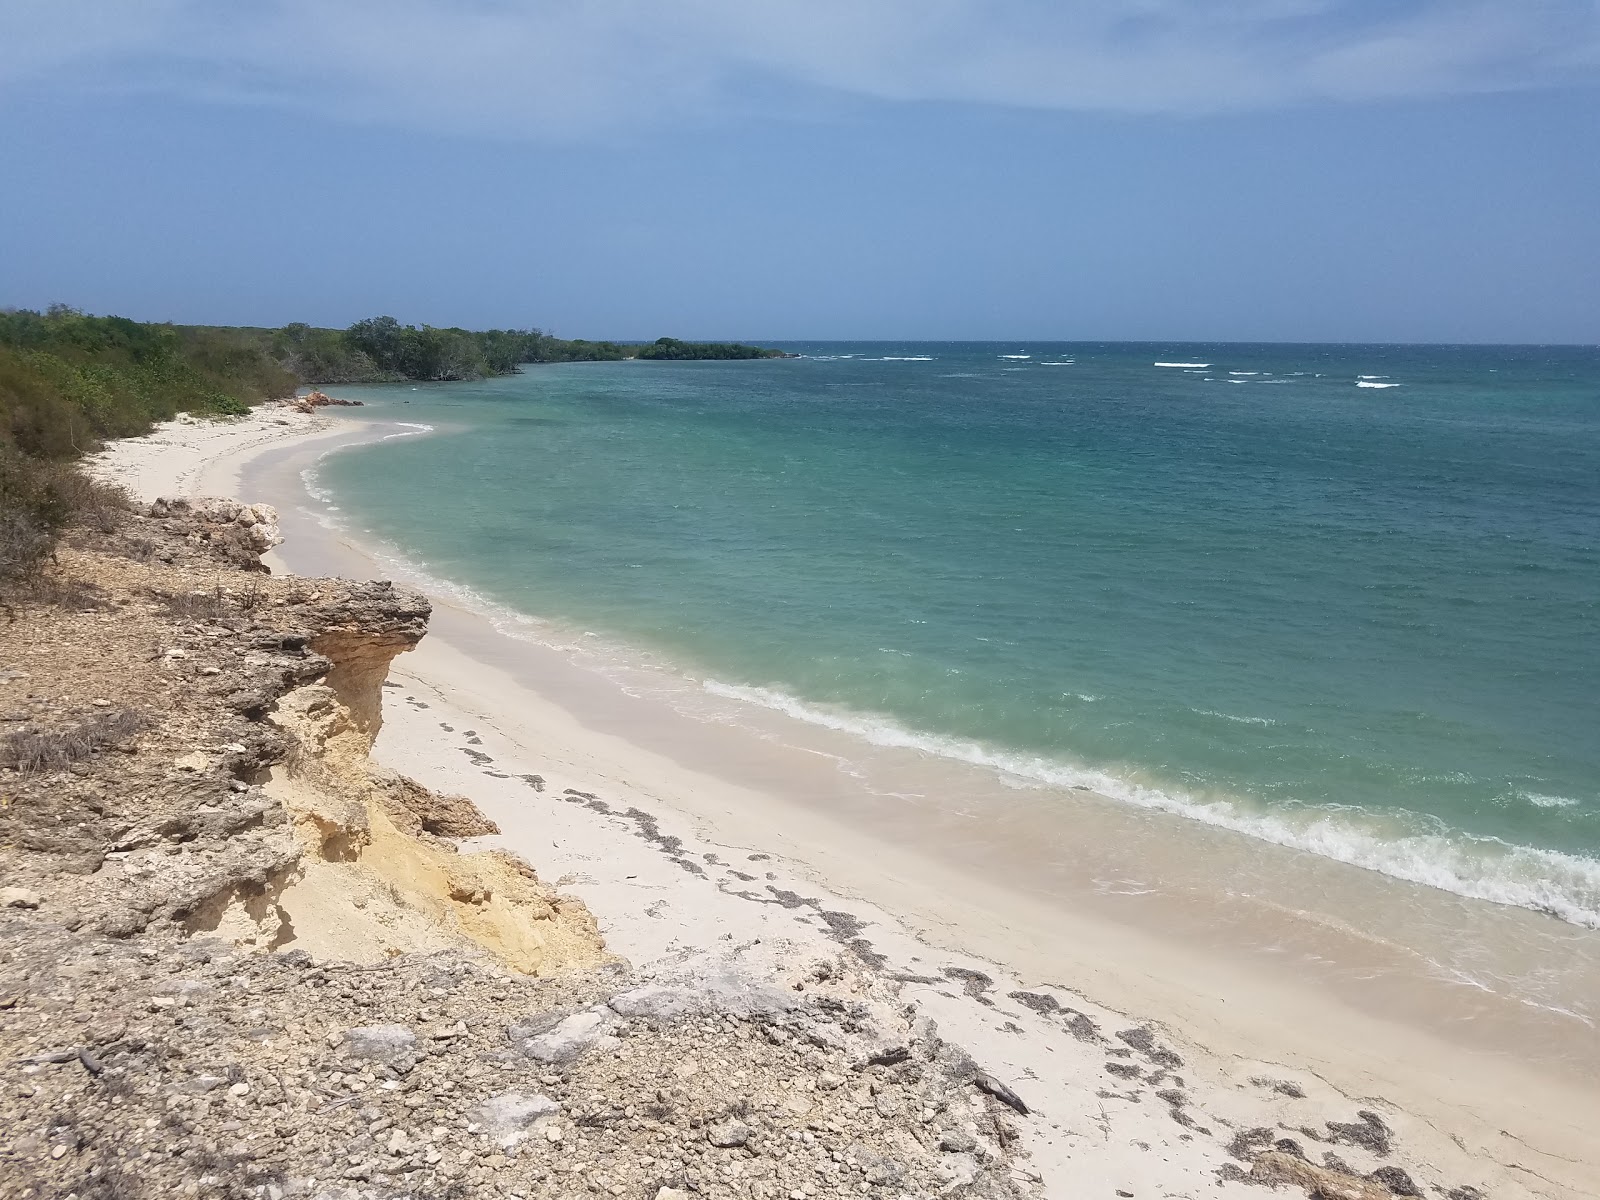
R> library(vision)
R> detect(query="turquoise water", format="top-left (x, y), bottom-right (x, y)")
top-left (314, 343), bottom-right (1600, 926)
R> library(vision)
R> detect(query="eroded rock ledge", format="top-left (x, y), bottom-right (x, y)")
top-left (0, 497), bottom-right (1034, 1199)
top-left (0, 499), bottom-right (597, 975)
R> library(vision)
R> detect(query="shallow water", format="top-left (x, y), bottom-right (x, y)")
top-left (313, 343), bottom-right (1600, 931)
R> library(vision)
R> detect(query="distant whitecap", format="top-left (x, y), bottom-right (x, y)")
top-left (1524, 791), bottom-right (1580, 809)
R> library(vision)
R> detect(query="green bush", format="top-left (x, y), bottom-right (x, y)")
top-left (0, 308), bottom-right (297, 459)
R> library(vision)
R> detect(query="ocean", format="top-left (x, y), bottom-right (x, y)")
top-left (308, 342), bottom-right (1600, 931)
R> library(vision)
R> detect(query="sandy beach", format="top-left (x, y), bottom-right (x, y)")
top-left (87, 405), bottom-right (1600, 1199)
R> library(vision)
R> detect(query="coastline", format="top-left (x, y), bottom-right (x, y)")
top-left (90, 407), bottom-right (1600, 1198)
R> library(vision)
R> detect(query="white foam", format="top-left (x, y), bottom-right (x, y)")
top-left (1357, 381), bottom-right (1400, 389)
top-left (700, 680), bottom-right (1600, 929)
top-left (1228, 371), bottom-right (1260, 376)
top-left (879, 355), bottom-right (933, 361)
top-left (289, 423), bottom-right (1600, 934)
top-left (301, 466), bottom-right (334, 504)
top-left (999, 354), bottom-right (1032, 360)
top-left (1358, 375), bottom-right (1389, 380)
top-left (1524, 792), bottom-right (1581, 809)
top-left (1038, 361), bottom-right (1075, 366)
top-left (1154, 362), bottom-right (1210, 368)
top-left (1191, 708), bottom-right (1277, 727)
top-left (300, 421), bottom-right (435, 504)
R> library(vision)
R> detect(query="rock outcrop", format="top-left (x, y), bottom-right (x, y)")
top-left (0, 491), bottom-right (1037, 1199)
top-left (0, 499), bottom-right (602, 971)
top-left (147, 496), bottom-right (283, 569)
top-left (292, 389), bottom-right (363, 413)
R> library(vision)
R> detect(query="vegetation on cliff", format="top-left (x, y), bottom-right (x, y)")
top-left (0, 305), bottom-right (280, 590)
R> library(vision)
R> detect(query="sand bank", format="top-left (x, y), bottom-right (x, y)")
top-left (90, 409), bottom-right (1600, 1199)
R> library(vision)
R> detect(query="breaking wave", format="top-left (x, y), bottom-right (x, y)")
top-left (701, 680), bottom-right (1600, 929)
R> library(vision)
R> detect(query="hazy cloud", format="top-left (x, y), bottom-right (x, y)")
top-left (3, 1), bottom-right (1597, 135)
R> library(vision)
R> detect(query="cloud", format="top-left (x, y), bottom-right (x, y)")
top-left (3, 1), bottom-right (1597, 136)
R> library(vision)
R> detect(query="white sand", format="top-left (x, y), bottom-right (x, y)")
top-left (85, 404), bottom-right (350, 500)
top-left (87, 410), bottom-right (1600, 1199)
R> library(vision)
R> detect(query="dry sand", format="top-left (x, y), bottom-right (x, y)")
top-left (87, 407), bottom-right (1600, 1199)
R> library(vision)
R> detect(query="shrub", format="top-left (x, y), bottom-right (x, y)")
top-left (0, 444), bottom-right (131, 590)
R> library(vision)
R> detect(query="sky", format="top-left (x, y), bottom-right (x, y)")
top-left (1, 1), bottom-right (1597, 343)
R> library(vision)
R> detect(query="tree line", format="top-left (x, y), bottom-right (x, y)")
top-left (1, 307), bottom-right (787, 459)
top-left (275, 320), bottom-right (784, 383)
top-left (0, 306), bottom-right (785, 589)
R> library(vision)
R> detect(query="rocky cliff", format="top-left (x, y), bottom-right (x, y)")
top-left (0, 496), bottom-right (1033, 1200)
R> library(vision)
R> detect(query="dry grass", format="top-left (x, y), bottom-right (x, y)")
top-left (1, 450), bottom-right (133, 597)
top-left (148, 587), bottom-right (232, 622)
top-left (55, 471), bottom-right (133, 535)
top-left (1, 708), bottom-right (150, 774)
top-left (147, 580), bottom-right (264, 621)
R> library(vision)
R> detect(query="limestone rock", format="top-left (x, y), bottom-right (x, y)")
top-left (1, 887), bottom-right (42, 909)
top-left (514, 1007), bottom-right (619, 1064)
top-left (293, 390), bottom-right (364, 412)
top-left (707, 1120), bottom-right (752, 1148)
top-left (938, 1152), bottom-right (981, 1190)
top-left (147, 496), bottom-right (283, 568)
top-left (608, 954), bottom-right (796, 1022)
top-left (473, 1092), bottom-right (560, 1148)
top-left (340, 1024), bottom-right (418, 1061)
top-left (375, 769), bottom-right (499, 839)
